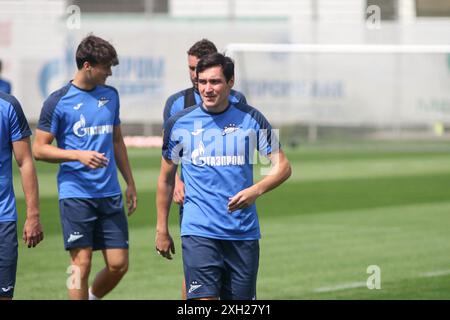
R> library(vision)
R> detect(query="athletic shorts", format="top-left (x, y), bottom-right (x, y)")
top-left (182, 235), bottom-right (259, 300)
top-left (0, 221), bottom-right (18, 298)
top-left (59, 195), bottom-right (129, 251)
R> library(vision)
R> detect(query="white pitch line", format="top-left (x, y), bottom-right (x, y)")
top-left (314, 270), bottom-right (450, 293)
top-left (420, 270), bottom-right (450, 278)
top-left (313, 282), bottom-right (367, 293)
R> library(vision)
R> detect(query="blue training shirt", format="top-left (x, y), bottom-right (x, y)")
top-left (0, 92), bottom-right (32, 221)
top-left (163, 101), bottom-right (278, 240)
top-left (37, 82), bottom-right (122, 200)
top-left (163, 87), bottom-right (247, 124)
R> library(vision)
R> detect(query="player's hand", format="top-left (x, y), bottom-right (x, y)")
top-left (155, 231), bottom-right (175, 260)
top-left (77, 150), bottom-right (109, 169)
top-left (228, 186), bottom-right (260, 213)
top-left (173, 176), bottom-right (185, 205)
top-left (126, 184), bottom-right (137, 216)
top-left (22, 216), bottom-right (44, 248)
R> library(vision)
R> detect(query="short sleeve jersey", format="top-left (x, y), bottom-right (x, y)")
top-left (37, 82), bottom-right (121, 200)
top-left (163, 101), bottom-right (279, 240)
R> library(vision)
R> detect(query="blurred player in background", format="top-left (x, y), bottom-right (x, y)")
top-left (0, 92), bottom-right (44, 300)
top-left (0, 60), bottom-right (12, 94)
top-left (156, 53), bottom-right (291, 300)
top-left (163, 39), bottom-right (247, 299)
top-left (33, 35), bottom-right (137, 300)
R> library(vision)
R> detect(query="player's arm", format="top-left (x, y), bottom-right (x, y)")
top-left (228, 150), bottom-right (291, 212)
top-left (155, 157), bottom-right (177, 260)
top-left (12, 137), bottom-right (44, 248)
top-left (163, 97), bottom-right (185, 204)
top-left (113, 125), bottom-right (137, 215)
top-left (173, 172), bottom-right (185, 204)
top-left (32, 129), bottom-right (108, 168)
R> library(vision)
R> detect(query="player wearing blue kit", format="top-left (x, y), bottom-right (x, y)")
top-left (0, 60), bottom-right (12, 94)
top-left (156, 53), bottom-right (291, 300)
top-left (0, 92), bottom-right (44, 300)
top-left (164, 39), bottom-right (248, 299)
top-left (164, 39), bottom-right (247, 206)
top-left (33, 35), bottom-right (137, 300)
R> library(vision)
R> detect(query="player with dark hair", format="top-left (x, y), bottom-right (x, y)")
top-left (33, 35), bottom-right (137, 300)
top-left (163, 39), bottom-right (248, 299)
top-left (156, 53), bottom-right (291, 300)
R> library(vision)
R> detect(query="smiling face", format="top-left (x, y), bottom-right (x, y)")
top-left (198, 65), bottom-right (234, 113)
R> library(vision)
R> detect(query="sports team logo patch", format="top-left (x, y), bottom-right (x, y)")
top-left (97, 97), bottom-right (109, 108)
top-left (222, 123), bottom-right (239, 136)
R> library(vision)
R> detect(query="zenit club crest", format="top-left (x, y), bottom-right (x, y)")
top-left (222, 123), bottom-right (239, 136)
top-left (97, 97), bottom-right (109, 108)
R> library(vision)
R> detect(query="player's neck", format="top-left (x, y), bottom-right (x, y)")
top-left (72, 72), bottom-right (96, 91)
top-left (202, 101), bottom-right (229, 114)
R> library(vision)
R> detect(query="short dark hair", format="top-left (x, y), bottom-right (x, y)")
top-left (76, 35), bottom-right (119, 70)
top-left (187, 39), bottom-right (217, 59)
top-left (196, 53), bottom-right (234, 82)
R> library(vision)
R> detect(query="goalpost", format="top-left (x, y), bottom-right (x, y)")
top-left (225, 43), bottom-right (450, 142)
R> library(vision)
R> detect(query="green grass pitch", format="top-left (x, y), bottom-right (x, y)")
top-left (11, 140), bottom-right (450, 299)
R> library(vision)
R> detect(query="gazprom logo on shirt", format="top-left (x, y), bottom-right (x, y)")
top-left (73, 114), bottom-right (113, 138)
top-left (191, 141), bottom-right (245, 167)
top-left (169, 121), bottom-right (280, 169)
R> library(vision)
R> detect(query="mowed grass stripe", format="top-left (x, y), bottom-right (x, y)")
top-left (257, 173), bottom-right (450, 218)
top-left (257, 201), bottom-right (450, 299)
top-left (18, 156), bottom-right (450, 199)
top-left (15, 170), bottom-right (450, 236)
top-left (14, 201), bottom-right (450, 299)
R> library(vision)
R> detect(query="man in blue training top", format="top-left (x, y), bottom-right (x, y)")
top-left (0, 60), bottom-right (12, 94)
top-left (156, 53), bottom-right (291, 300)
top-left (164, 39), bottom-right (248, 299)
top-left (33, 35), bottom-right (137, 300)
top-left (164, 39), bottom-right (247, 205)
top-left (0, 92), bottom-right (44, 300)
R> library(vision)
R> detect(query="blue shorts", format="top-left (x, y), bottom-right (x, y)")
top-left (59, 195), bottom-right (129, 251)
top-left (182, 235), bottom-right (259, 300)
top-left (0, 221), bottom-right (18, 298)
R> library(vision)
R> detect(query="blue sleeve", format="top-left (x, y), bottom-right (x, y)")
top-left (237, 92), bottom-right (247, 105)
top-left (252, 109), bottom-right (280, 156)
top-left (37, 96), bottom-right (60, 135)
top-left (163, 95), bottom-right (184, 124)
top-left (162, 122), bottom-right (182, 161)
top-left (230, 90), bottom-right (247, 105)
top-left (8, 96), bottom-right (31, 142)
top-left (37, 85), bottom-right (70, 135)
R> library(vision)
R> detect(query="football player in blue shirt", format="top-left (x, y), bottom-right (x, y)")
top-left (156, 53), bottom-right (291, 300)
top-left (33, 35), bottom-right (137, 300)
top-left (164, 39), bottom-right (247, 206)
top-left (0, 92), bottom-right (44, 300)
top-left (164, 39), bottom-right (248, 299)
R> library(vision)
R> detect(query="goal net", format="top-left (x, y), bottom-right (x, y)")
top-left (226, 43), bottom-right (450, 140)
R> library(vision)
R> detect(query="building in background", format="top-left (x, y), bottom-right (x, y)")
top-left (0, 0), bottom-right (449, 140)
